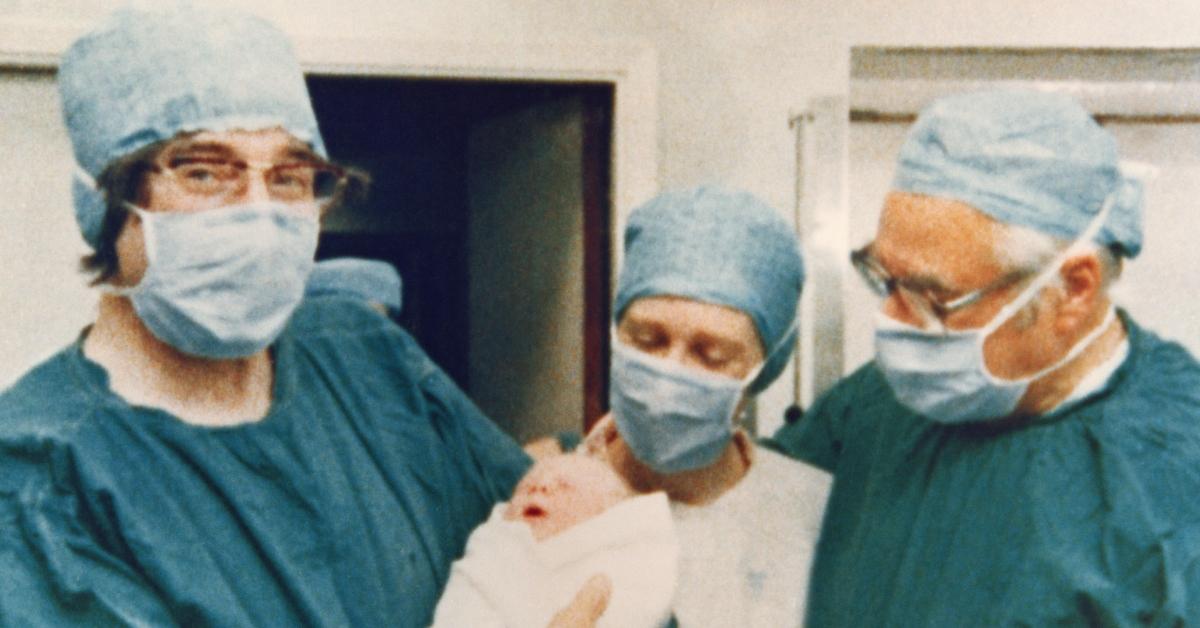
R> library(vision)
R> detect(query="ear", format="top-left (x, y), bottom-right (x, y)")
top-left (111, 209), bottom-right (146, 284)
top-left (1053, 254), bottom-right (1103, 334)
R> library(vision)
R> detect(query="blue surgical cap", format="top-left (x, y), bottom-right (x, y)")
top-left (306, 258), bottom-right (403, 315)
top-left (59, 3), bottom-right (325, 248)
top-left (614, 186), bottom-right (805, 393)
top-left (893, 90), bottom-right (1143, 258)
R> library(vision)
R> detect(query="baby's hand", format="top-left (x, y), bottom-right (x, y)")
top-left (547, 574), bottom-right (611, 628)
top-left (581, 413), bottom-right (616, 462)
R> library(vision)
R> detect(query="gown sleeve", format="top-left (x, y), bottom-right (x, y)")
top-left (0, 447), bottom-right (174, 626)
top-left (766, 362), bottom-right (897, 474)
top-left (387, 322), bottom-right (531, 512)
top-left (765, 373), bottom-right (867, 473)
top-left (419, 357), bottom-right (532, 504)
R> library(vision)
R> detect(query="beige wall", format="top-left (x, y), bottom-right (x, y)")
top-left (3, 1), bottom-right (1199, 418)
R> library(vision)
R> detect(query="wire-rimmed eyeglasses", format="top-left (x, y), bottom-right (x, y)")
top-left (150, 154), bottom-right (348, 207)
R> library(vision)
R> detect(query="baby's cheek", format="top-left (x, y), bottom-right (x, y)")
top-left (567, 492), bottom-right (610, 521)
top-left (530, 510), bottom-right (570, 541)
top-left (502, 500), bottom-right (522, 521)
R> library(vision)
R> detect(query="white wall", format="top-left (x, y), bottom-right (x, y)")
top-left (1106, 122), bottom-right (1200, 359)
top-left (0, 71), bottom-right (96, 387)
top-left (4, 0), bottom-right (1200, 423)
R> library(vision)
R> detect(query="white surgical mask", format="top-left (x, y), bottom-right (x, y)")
top-left (610, 342), bottom-right (761, 474)
top-left (105, 201), bottom-right (318, 359)
top-left (874, 197), bottom-right (1116, 424)
top-left (610, 322), bottom-right (795, 473)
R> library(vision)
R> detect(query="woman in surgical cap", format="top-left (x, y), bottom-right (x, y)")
top-left (583, 186), bottom-right (831, 628)
top-left (0, 4), bottom-right (533, 626)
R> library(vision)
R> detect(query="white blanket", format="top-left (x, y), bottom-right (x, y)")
top-left (431, 492), bottom-right (678, 628)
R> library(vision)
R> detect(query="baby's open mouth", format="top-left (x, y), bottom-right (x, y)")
top-left (522, 505), bottom-right (547, 518)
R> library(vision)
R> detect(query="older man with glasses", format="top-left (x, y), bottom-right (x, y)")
top-left (769, 90), bottom-right (1200, 624)
top-left (0, 5), bottom-right (549, 626)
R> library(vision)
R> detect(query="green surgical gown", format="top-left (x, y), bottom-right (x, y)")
top-left (0, 298), bottom-right (531, 626)
top-left (768, 311), bottom-right (1200, 626)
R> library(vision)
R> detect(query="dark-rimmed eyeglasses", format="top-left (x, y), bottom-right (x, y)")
top-left (850, 244), bottom-right (1031, 329)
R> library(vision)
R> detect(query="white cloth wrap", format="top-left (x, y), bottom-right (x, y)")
top-left (431, 492), bottom-right (678, 628)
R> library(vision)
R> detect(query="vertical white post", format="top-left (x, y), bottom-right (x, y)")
top-left (793, 95), bottom-right (850, 409)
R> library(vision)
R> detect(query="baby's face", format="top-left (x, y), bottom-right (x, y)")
top-left (504, 454), bottom-right (631, 541)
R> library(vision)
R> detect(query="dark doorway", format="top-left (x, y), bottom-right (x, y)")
top-left (307, 76), bottom-right (612, 442)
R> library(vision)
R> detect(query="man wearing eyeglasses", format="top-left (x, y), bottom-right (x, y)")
top-left (0, 5), bottom-right (559, 627)
top-left (769, 90), bottom-right (1200, 624)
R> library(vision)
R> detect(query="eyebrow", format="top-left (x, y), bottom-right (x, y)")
top-left (693, 332), bottom-right (745, 353)
top-left (282, 145), bottom-right (324, 162)
top-left (899, 273), bottom-right (956, 295)
top-left (863, 243), bottom-right (959, 295)
top-left (619, 318), bottom-right (664, 337)
top-left (164, 141), bottom-right (234, 158)
top-left (163, 140), bottom-right (322, 163)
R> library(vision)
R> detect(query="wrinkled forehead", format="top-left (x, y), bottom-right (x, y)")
top-left (159, 129), bottom-right (319, 160)
top-left (891, 89), bottom-right (1141, 257)
top-left (873, 192), bottom-right (1009, 288)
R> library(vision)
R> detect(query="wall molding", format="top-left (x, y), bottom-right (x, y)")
top-left (852, 77), bottom-right (1200, 119)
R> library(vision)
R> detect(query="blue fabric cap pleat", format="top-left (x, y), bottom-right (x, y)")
top-left (893, 90), bottom-right (1143, 258)
top-left (58, 2), bottom-right (325, 248)
top-left (614, 186), bottom-right (805, 393)
top-left (306, 258), bottom-right (403, 315)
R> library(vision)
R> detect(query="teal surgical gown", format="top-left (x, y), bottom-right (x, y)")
top-left (0, 298), bottom-right (531, 626)
top-left (768, 312), bottom-right (1200, 625)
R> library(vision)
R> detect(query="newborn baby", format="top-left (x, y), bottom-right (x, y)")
top-left (431, 453), bottom-right (678, 628)
top-left (504, 452), bottom-right (631, 540)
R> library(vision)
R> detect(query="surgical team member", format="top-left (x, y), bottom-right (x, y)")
top-left (769, 91), bottom-right (1200, 624)
top-left (0, 5), bottom-right (534, 625)
top-left (585, 186), bottom-right (831, 627)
